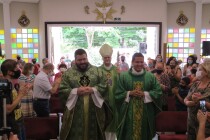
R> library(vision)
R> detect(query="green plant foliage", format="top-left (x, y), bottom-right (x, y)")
top-left (62, 26), bottom-right (146, 50)
top-left (62, 27), bottom-right (87, 48)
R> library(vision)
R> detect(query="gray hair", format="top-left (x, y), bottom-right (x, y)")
top-left (43, 63), bottom-right (54, 70)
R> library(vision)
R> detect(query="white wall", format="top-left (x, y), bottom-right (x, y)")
top-left (202, 4), bottom-right (210, 28)
top-left (0, 4), bottom-right (3, 29)
top-left (1, 0), bottom-right (210, 60)
top-left (167, 2), bottom-right (210, 31)
top-left (38, 0), bottom-right (168, 59)
top-left (39, 0), bottom-right (167, 22)
top-left (166, 2), bottom-right (210, 62)
top-left (10, 2), bottom-right (39, 28)
top-left (167, 2), bottom-right (195, 28)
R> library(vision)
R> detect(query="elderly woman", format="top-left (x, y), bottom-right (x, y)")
top-left (184, 62), bottom-right (210, 140)
top-left (54, 63), bottom-right (67, 81)
top-left (53, 63), bottom-right (67, 95)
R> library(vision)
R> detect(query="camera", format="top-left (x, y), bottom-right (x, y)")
top-left (0, 78), bottom-right (12, 96)
top-left (0, 78), bottom-right (12, 136)
top-left (200, 100), bottom-right (207, 113)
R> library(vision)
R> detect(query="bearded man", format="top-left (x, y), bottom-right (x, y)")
top-left (59, 49), bottom-right (111, 140)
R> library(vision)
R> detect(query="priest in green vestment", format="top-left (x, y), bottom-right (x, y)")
top-left (58, 49), bottom-right (111, 140)
top-left (116, 52), bottom-right (162, 140)
top-left (98, 44), bottom-right (119, 140)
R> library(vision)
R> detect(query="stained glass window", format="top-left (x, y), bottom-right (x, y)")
top-left (0, 30), bottom-right (5, 54)
top-left (167, 28), bottom-right (195, 62)
top-left (201, 29), bottom-right (210, 54)
top-left (11, 28), bottom-right (39, 62)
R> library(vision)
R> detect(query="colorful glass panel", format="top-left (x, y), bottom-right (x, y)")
top-left (201, 29), bottom-right (210, 55)
top-left (11, 28), bottom-right (39, 62)
top-left (167, 28), bottom-right (195, 63)
top-left (0, 30), bottom-right (5, 54)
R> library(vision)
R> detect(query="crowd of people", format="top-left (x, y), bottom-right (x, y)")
top-left (1, 44), bottom-right (210, 140)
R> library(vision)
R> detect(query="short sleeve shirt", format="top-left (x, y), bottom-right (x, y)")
top-left (33, 71), bottom-right (52, 99)
top-left (7, 88), bottom-right (23, 134)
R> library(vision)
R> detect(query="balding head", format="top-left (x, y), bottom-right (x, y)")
top-left (43, 63), bottom-right (54, 71)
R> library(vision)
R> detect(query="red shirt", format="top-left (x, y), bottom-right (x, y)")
top-left (33, 63), bottom-right (40, 75)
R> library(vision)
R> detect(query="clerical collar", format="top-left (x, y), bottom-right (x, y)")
top-left (104, 64), bottom-right (112, 70)
top-left (131, 68), bottom-right (144, 75)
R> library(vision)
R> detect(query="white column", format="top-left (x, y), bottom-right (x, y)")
top-left (194, 0), bottom-right (202, 63)
top-left (146, 27), bottom-right (157, 60)
top-left (1, 0), bottom-right (12, 58)
top-left (38, 0), bottom-right (46, 63)
top-left (52, 27), bottom-right (62, 68)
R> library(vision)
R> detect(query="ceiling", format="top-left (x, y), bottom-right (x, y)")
top-left (1, 0), bottom-right (210, 4)
top-left (0, 0), bottom-right (39, 3)
top-left (167, 0), bottom-right (210, 3)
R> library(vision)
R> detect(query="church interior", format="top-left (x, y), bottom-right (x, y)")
top-left (1, 0), bottom-right (210, 139)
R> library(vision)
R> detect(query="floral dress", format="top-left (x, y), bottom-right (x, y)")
top-left (155, 73), bottom-right (171, 107)
top-left (186, 81), bottom-right (210, 140)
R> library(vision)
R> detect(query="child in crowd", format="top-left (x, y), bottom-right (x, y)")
top-left (172, 77), bottom-right (190, 111)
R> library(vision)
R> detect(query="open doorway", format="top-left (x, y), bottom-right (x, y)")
top-left (45, 22), bottom-right (162, 70)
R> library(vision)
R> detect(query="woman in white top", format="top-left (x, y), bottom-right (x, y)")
top-left (183, 55), bottom-right (196, 76)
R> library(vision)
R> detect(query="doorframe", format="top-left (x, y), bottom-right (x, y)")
top-left (45, 21), bottom-right (162, 58)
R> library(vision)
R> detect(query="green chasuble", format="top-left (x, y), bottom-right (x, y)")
top-left (58, 64), bottom-right (112, 140)
top-left (116, 69), bottom-right (162, 140)
top-left (98, 64), bottom-right (119, 132)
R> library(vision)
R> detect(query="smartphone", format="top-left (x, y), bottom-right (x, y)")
top-left (200, 100), bottom-right (207, 113)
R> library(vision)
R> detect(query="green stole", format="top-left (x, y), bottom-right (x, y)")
top-left (133, 99), bottom-right (143, 139)
top-left (84, 95), bottom-right (89, 140)
top-left (131, 75), bottom-right (144, 140)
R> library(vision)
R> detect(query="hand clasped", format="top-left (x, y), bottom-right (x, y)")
top-left (130, 90), bottom-right (145, 99)
top-left (77, 86), bottom-right (93, 95)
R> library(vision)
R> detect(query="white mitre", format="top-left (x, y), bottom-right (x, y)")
top-left (99, 44), bottom-right (113, 57)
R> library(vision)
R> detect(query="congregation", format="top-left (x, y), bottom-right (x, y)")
top-left (1, 44), bottom-right (210, 140)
